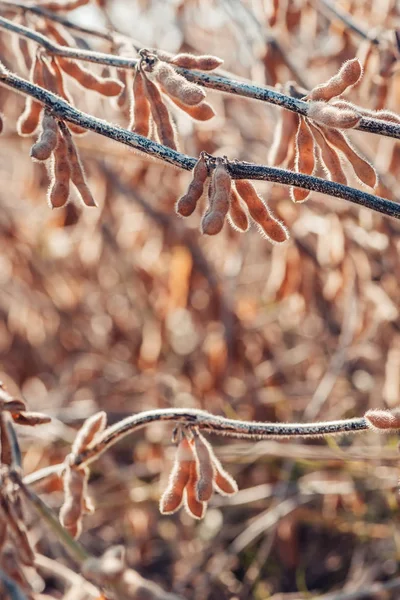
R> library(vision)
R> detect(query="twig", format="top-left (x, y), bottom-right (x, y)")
top-left (1, 68), bottom-right (400, 222)
top-left (315, 0), bottom-right (381, 45)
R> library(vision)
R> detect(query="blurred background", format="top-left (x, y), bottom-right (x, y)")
top-left (1, 0), bottom-right (400, 598)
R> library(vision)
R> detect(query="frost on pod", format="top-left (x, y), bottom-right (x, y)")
top-left (154, 61), bottom-right (206, 106)
top-left (30, 111), bottom-right (58, 161)
top-left (307, 58), bottom-right (363, 102)
top-left (159, 430), bottom-right (237, 520)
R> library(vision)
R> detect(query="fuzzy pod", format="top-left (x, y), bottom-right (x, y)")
top-left (365, 409), bottom-right (400, 431)
top-left (59, 466), bottom-right (88, 539)
top-left (201, 160), bottom-right (231, 235)
top-left (308, 58), bottom-right (363, 101)
top-left (129, 69), bottom-right (151, 136)
top-left (155, 62), bottom-right (206, 106)
top-left (193, 432), bottom-right (215, 502)
top-left (268, 110), bottom-right (299, 166)
top-left (159, 436), bottom-right (194, 514)
top-left (167, 96), bottom-right (216, 121)
top-left (228, 188), bottom-right (250, 232)
top-left (30, 111), bottom-right (58, 161)
top-left (211, 456), bottom-right (238, 496)
top-left (72, 411), bottom-right (107, 455)
top-left (48, 129), bottom-right (71, 208)
top-left (142, 73), bottom-right (178, 150)
top-left (17, 54), bottom-right (44, 136)
top-left (234, 180), bottom-right (289, 243)
top-left (61, 125), bottom-right (97, 206)
top-left (322, 127), bottom-right (378, 188)
top-left (307, 101), bottom-right (361, 129)
top-left (176, 154), bottom-right (208, 216)
top-left (309, 123), bottom-right (347, 185)
top-left (170, 53), bottom-right (223, 71)
top-left (291, 117), bottom-right (315, 202)
top-left (184, 461), bottom-right (206, 519)
top-left (57, 57), bottom-right (124, 97)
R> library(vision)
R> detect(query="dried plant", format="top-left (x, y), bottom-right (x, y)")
top-left (1, 1), bottom-right (400, 598)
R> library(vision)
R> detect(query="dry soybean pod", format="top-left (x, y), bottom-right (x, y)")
top-left (30, 110), bottom-right (58, 161)
top-left (37, 0), bottom-right (90, 11)
top-left (57, 56), bottom-right (123, 97)
top-left (129, 68), bottom-right (151, 136)
top-left (59, 123), bottom-right (97, 207)
top-left (48, 58), bottom-right (86, 135)
top-left (307, 101), bottom-right (361, 129)
top-left (17, 53), bottom-right (44, 136)
top-left (212, 456), bottom-right (238, 496)
top-left (142, 71), bottom-right (178, 150)
top-left (193, 432), bottom-right (214, 502)
top-left (184, 461), bottom-right (206, 519)
top-left (166, 95), bottom-right (216, 121)
top-left (268, 110), bottom-right (299, 166)
top-left (48, 126), bottom-right (71, 208)
top-left (291, 116), bottom-right (315, 202)
top-left (321, 127), bottom-right (377, 188)
top-left (170, 53), bottom-right (223, 71)
top-left (228, 187), bottom-right (250, 232)
top-left (201, 158), bottom-right (231, 235)
top-left (176, 152), bottom-right (208, 216)
top-left (154, 61), bottom-right (206, 106)
top-left (235, 180), bottom-right (288, 243)
top-left (308, 58), bottom-right (363, 101)
top-left (309, 123), bottom-right (347, 185)
top-left (72, 411), bottom-right (107, 455)
top-left (160, 436), bottom-right (194, 514)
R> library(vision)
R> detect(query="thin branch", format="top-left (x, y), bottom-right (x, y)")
top-left (70, 408), bottom-right (369, 469)
top-left (316, 0), bottom-right (381, 45)
top-left (1, 15), bottom-right (400, 141)
top-left (1, 67), bottom-right (400, 222)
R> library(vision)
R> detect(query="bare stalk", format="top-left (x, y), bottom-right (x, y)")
top-left (1, 67), bottom-right (400, 221)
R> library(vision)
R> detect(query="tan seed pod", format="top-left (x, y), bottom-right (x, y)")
top-left (43, 58), bottom-right (87, 135)
top-left (170, 53), bottom-right (223, 71)
top-left (59, 466), bottom-right (88, 539)
top-left (48, 129), bottom-right (71, 208)
top-left (228, 187), bottom-right (250, 232)
top-left (167, 95), bottom-right (215, 121)
top-left (12, 411), bottom-right (51, 426)
top-left (176, 153), bottom-right (208, 216)
top-left (36, 0), bottom-right (90, 11)
top-left (234, 180), bottom-right (289, 243)
top-left (159, 436), bottom-right (194, 514)
top-left (72, 411), bottom-right (107, 455)
top-left (307, 101), bottom-right (361, 129)
top-left (17, 54), bottom-right (44, 136)
top-left (201, 159), bottom-right (231, 235)
top-left (61, 125), bottom-right (97, 206)
top-left (155, 62), bottom-right (206, 106)
top-left (309, 123), bottom-right (347, 185)
top-left (30, 111), bottom-right (58, 161)
top-left (212, 456), bottom-right (238, 496)
top-left (57, 57), bottom-right (124, 97)
top-left (193, 432), bottom-right (214, 502)
top-left (129, 69), bottom-right (151, 136)
top-left (268, 109), bottom-right (299, 166)
top-left (184, 461), bottom-right (206, 519)
top-left (142, 73), bottom-right (178, 150)
top-left (365, 409), bottom-right (400, 431)
top-left (321, 127), bottom-right (378, 188)
top-left (291, 117), bottom-right (315, 202)
top-left (308, 58), bottom-right (363, 101)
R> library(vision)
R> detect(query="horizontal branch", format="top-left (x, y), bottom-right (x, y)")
top-left (1, 15), bottom-right (400, 141)
top-left (1, 67), bottom-right (400, 221)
